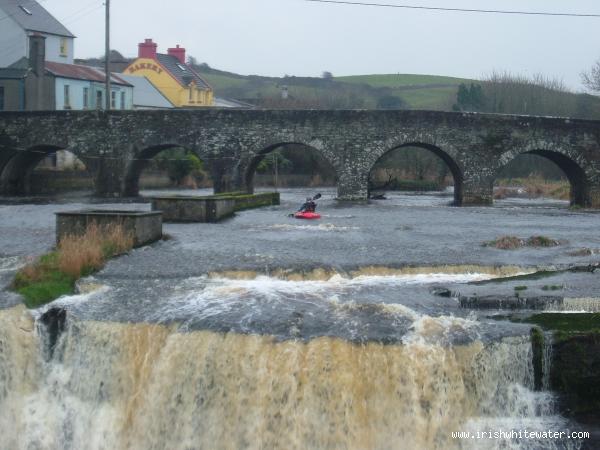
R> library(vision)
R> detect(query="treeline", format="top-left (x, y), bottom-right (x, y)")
top-left (453, 72), bottom-right (600, 119)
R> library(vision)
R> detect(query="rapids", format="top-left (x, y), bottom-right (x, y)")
top-left (1, 189), bottom-right (597, 449)
top-left (0, 304), bottom-right (578, 450)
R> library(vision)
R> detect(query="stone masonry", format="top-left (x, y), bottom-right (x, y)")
top-left (0, 109), bottom-right (599, 206)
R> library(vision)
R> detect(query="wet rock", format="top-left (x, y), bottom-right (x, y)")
top-left (431, 287), bottom-right (452, 298)
top-left (459, 295), bottom-right (563, 310)
top-left (39, 307), bottom-right (67, 358)
top-left (569, 263), bottom-right (600, 273)
top-left (551, 333), bottom-right (600, 424)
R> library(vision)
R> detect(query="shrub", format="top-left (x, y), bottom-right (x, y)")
top-left (484, 235), bottom-right (562, 250)
top-left (526, 236), bottom-right (560, 247)
top-left (484, 236), bottom-right (524, 250)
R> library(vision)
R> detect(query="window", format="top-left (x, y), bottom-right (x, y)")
top-left (120, 91), bottom-right (125, 110)
top-left (96, 90), bottom-right (103, 109)
top-left (59, 38), bottom-right (68, 57)
top-left (19, 5), bottom-right (32, 15)
top-left (83, 87), bottom-right (89, 109)
top-left (188, 87), bottom-right (193, 102)
top-left (111, 91), bottom-right (116, 109)
top-left (0, 87), bottom-right (4, 110)
top-left (63, 85), bottom-right (70, 109)
top-left (176, 63), bottom-right (187, 71)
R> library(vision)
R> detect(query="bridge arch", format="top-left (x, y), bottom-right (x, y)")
top-left (243, 142), bottom-right (339, 194)
top-left (123, 144), bottom-right (209, 197)
top-left (496, 147), bottom-right (591, 207)
top-left (0, 145), bottom-right (91, 195)
top-left (367, 142), bottom-right (465, 205)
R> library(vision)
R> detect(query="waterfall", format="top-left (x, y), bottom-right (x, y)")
top-left (562, 297), bottom-right (600, 313)
top-left (543, 332), bottom-right (554, 391)
top-left (0, 306), bottom-right (580, 450)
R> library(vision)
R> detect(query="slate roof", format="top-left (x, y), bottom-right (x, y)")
top-left (0, 0), bottom-right (74, 37)
top-left (156, 53), bottom-right (211, 90)
top-left (45, 62), bottom-right (132, 86)
top-left (213, 97), bottom-right (256, 109)
top-left (0, 67), bottom-right (27, 79)
top-left (119, 74), bottom-right (174, 109)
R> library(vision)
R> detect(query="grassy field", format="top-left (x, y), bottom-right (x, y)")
top-left (196, 67), bottom-right (471, 110)
top-left (335, 73), bottom-right (474, 87)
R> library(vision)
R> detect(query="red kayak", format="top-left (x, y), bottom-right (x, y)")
top-left (294, 211), bottom-right (321, 220)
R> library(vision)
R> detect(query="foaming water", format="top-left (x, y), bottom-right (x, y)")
top-left (259, 223), bottom-right (360, 232)
top-left (0, 306), bottom-right (581, 450)
top-left (561, 297), bottom-right (600, 312)
top-left (0, 266), bottom-right (583, 449)
top-left (0, 256), bottom-right (24, 272)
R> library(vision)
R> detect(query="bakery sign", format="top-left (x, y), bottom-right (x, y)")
top-left (128, 63), bottom-right (163, 75)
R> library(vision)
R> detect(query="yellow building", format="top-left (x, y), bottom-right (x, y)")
top-left (124, 39), bottom-right (213, 107)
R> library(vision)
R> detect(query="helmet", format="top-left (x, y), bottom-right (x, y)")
top-left (306, 197), bottom-right (312, 201)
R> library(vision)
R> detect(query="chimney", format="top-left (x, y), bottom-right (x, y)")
top-left (29, 33), bottom-right (46, 75)
top-left (138, 38), bottom-right (157, 59)
top-left (168, 45), bottom-right (186, 64)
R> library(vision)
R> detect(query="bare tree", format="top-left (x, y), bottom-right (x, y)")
top-left (582, 59), bottom-right (600, 92)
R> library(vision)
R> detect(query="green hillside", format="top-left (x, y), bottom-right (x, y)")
top-left (195, 66), bottom-right (466, 110)
top-left (335, 73), bottom-right (473, 87)
top-left (81, 54), bottom-right (600, 116)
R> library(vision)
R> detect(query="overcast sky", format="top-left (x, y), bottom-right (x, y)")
top-left (43, 0), bottom-right (600, 90)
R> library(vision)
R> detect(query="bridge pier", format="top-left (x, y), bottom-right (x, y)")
top-left (87, 159), bottom-right (128, 198)
top-left (460, 179), bottom-right (494, 206)
top-left (336, 172), bottom-right (369, 201)
top-left (207, 159), bottom-right (237, 194)
top-left (588, 185), bottom-right (600, 209)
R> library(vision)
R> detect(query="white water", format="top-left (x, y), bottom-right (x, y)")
top-left (0, 270), bottom-right (582, 449)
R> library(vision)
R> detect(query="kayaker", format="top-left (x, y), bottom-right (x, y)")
top-left (298, 197), bottom-right (316, 213)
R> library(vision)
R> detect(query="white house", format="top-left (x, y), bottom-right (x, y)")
top-left (0, 0), bottom-right (75, 67)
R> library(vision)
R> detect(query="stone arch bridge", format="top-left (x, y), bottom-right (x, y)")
top-left (0, 109), bottom-right (599, 207)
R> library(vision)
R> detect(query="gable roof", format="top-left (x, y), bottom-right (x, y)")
top-left (0, 0), bottom-right (74, 37)
top-left (45, 62), bottom-right (132, 86)
top-left (119, 74), bottom-right (174, 108)
top-left (155, 53), bottom-right (211, 90)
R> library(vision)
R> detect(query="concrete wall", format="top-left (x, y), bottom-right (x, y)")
top-left (24, 73), bottom-right (55, 110)
top-left (56, 210), bottom-right (162, 247)
top-left (151, 197), bottom-right (235, 222)
top-left (41, 34), bottom-right (74, 64)
top-left (0, 18), bottom-right (73, 66)
top-left (0, 79), bottom-right (25, 111)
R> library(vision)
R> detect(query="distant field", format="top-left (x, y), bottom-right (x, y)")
top-left (198, 72), bottom-right (251, 90)
top-left (335, 74), bottom-right (475, 88)
top-left (393, 86), bottom-right (459, 110)
top-left (196, 69), bottom-right (475, 110)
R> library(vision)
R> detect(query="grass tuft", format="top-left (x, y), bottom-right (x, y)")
top-left (483, 236), bottom-right (524, 250)
top-left (12, 223), bottom-right (134, 308)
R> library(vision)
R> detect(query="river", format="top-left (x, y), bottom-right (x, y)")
top-left (0, 189), bottom-right (598, 449)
